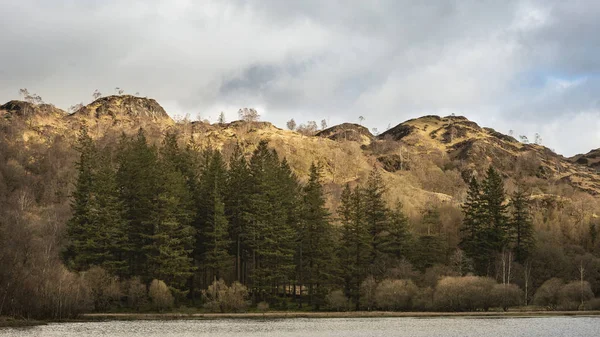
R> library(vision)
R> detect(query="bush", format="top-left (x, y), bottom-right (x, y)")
top-left (585, 298), bottom-right (600, 310)
top-left (126, 277), bottom-right (148, 310)
top-left (360, 276), bottom-right (377, 310)
top-left (533, 278), bottom-right (564, 309)
top-left (558, 281), bottom-right (594, 310)
top-left (490, 284), bottom-right (523, 311)
top-left (433, 276), bottom-right (496, 311)
top-left (202, 279), bottom-right (249, 313)
top-left (149, 279), bottom-right (174, 311)
top-left (83, 266), bottom-right (122, 311)
top-left (256, 301), bottom-right (269, 312)
top-left (412, 287), bottom-right (434, 311)
top-left (326, 290), bottom-right (352, 311)
top-left (375, 279), bottom-right (418, 311)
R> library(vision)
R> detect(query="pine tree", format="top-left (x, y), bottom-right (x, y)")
top-left (116, 129), bottom-right (160, 280)
top-left (508, 189), bottom-right (535, 263)
top-left (89, 148), bottom-right (129, 276)
top-left (224, 144), bottom-right (252, 285)
top-left (459, 176), bottom-right (489, 274)
top-left (66, 127), bottom-right (128, 276)
top-left (363, 167), bottom-right (390, 272)
top-left (481, 166), bottom-right (509, 249)
top-left (145, 141), bottom-right (196, 297)
top-left (460, 168), bottom-right (510, 276)
top-left (247, 141), bottom-right (296, 302)
top-left (386, 201), bottom-right (411, 261)
top-left (195, 149), bottom-right (230, 289)
top-left (65, 125), bottom-right (98, 271)
top-left (338, 184), bottom-right (371, 310)
top-left (298, 163), bottom-right (337, 309)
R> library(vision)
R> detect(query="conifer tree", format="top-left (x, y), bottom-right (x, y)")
top-left (88, 148), bottom-right (129, 276)
top-left (65, 125), bottom-right (98, 271)
top-left (116, 129), bottom-right (160, 280)
top-left (509, 189), bottom-right (535, 263)
top-left (195, 149), bottom-right (230, 289)
top-left (298, 163), bottom-right (337, 308)
top-left (481, 166), bottom-right (509, 249)
top-left (224, 144), bottom-right (252, 284)
top-left (363, 167), bottom-right (390, 270)
top-left (338, 184), bottom-right (371, 310)
top-left (146, 140), bottom-right (196, 297)
top-left (386, 201), bottom-right (411, 261)
top-left (247, 141), bottom-right (296, 302)
top-left (66, 128), bottom-right (129, 276)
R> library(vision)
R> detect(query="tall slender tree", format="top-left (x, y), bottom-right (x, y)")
top-left (298, 163), bottom-right (337, 308)
top-left (338, 184), bottom-right (371, 310)
top-left (508, 189), bottom-right (535, 263)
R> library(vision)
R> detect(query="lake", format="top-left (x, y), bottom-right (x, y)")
top-left (1, 317), bottom-right (600, 337)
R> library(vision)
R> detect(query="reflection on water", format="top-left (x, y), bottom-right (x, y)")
top-left (1, 317), bottom-right (600, 337)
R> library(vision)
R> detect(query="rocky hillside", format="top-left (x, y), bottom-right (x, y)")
top-left (571, 149), bottom-right (600, 172)
top-left (2, 95), bottom-right (600, 218)
top-left (376, 115), bottom-right (600, 195)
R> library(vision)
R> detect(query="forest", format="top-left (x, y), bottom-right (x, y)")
top-left (1, 119), bottom-right (600, 320)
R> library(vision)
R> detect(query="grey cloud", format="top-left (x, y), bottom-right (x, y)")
top-left (1, 0), bottom-right (600, 155)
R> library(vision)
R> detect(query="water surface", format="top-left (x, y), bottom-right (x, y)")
top-left (1, 317), bottom-right (599, 337)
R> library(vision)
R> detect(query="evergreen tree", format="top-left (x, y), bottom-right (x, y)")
top-left (508, 189), bottom-right (535, 263)
top-left (116, 129), bottom-right (160, 280)
top-left (65, 127), bottom-right (128, 275)
top-left (146, 141), bottom-right (196, 297)
top-left (338, 184), bottom-right (371, 310)
top-left (386, 201), bottom-right (411, 261)
top-left (65, 125), bottom-right (99, 271)
top-left (224, 144), bottom-right (252, 284)
top-left (363, 167), bottom-right (390, 271)
top-left (247, 141), bottom-right (296, 302)
top-left (195, 149), bottom-right (230, 289)
top-left (298, 163), bottom-right (337, 309)
top-left (88, 148), bottom-right (129, 276)
top-left (460, 177), bottom-right (483, 254)
top-left (481, 167), bottom-right (509, 249)
top-left (460, 168), bottom-right (510, 276)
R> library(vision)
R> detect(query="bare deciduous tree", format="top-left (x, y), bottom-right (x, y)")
top-left (238, 108), bottom-right (260, 122)
top-left (92, 90), bottom-right (102, 100)
top-left (69, 103), bottom-right (84, 114)
top-left (321, 119), bottom-right (328, 130)
top-left (287, 118), bottom-right (296, 131)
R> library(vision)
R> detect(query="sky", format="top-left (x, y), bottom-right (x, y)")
top-left (1, 0), bottom-right (600, 156)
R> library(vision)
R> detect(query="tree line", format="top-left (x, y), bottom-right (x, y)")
top-left (64, 126), bottom-right (544, 310)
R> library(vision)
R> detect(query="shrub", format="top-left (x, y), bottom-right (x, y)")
top-left (202, 279), bottom-right (249, 313)
top-left (412, 287), bottom-right (434, 311)
top-left (585, 298), bottom-right (600, 310)
top-left (360, 276), bottom-right (377, 310)
top-left (256, 301), bottom-right (269, 312)
top-left (83, 266), bottom-right (122, 311)
top-left (533, 278), bottom-right (564, 309)
top-left (433, 276), bottom-right (496, 311)
top-left (375, 279), bottom-right (418, 311)
top-left (558, 281), bottom-right (594, 310)
top-left (326, 290), bottom-right (352, 311)
top-left (490, 284), bottom-right (523, 311)
top-left (149, 279), bottom-right (174, 311)
top-left (126, 277), bottom-right (147, 310)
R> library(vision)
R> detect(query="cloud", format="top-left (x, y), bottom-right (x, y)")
top-left (1, 0), bottom-right (599, 155)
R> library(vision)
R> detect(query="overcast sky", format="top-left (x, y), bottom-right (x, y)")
top-left (1, 0), bottom-right (599, 156)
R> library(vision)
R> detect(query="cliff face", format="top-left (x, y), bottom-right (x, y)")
top-left (69, 95), bottom-right (172, 122)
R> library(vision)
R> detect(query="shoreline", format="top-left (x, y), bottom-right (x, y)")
top-left (3, 311), bottom-right (600, 328)
top-left (82, 310), bottom-right (600, 320)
